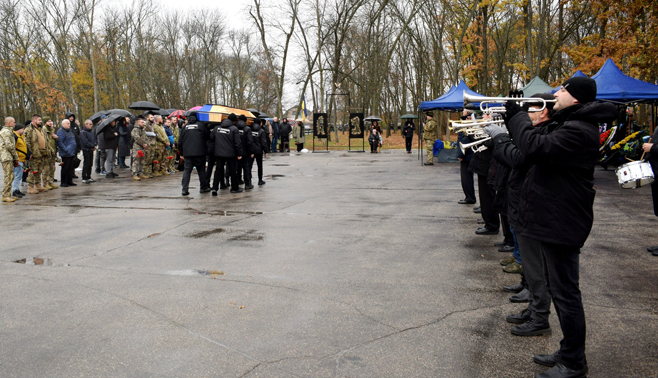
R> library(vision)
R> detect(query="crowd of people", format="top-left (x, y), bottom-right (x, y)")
top-left (452, 77), bottom-right (617, 378)
top-left (0, 111), bottom-right (303, 201)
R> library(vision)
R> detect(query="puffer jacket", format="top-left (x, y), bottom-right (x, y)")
top-left (210, 119), bottom-right (243, 158)
top-left (56, 127), bottom-right (77, 157)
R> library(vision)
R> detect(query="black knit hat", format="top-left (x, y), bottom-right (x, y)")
top-left (228, 113), bottom-right (237, 122)
top-left (561, 77), bottom-right (597, 104)
top-left (238, 114), bottom-right (247, 122)
top-left (14, 123), bottom-right (25, 131)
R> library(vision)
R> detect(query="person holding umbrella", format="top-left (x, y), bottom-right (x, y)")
top-left (402, 118), bottom-right (416, 153)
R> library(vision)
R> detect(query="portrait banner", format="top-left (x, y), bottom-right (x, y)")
top-left (314, 113), bottom-right (327, 138)
top-left (349, 112), bottom-right (364, 139)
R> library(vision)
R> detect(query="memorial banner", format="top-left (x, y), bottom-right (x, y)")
top-left (313, 113), bottom-right (327, 138)
top-left (349, 112), bottom-right (364, 139)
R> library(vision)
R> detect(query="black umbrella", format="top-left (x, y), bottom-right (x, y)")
top-left (90, 110), bottom-right (110, 123)
top-left (364, 115), bottom-right (382, 122)
top-left (258, 113), bottom-right (270, 118)
top-left (158, 109), bottom-right (172, 116)
top-left (95, 113), bottom-right (122, 135)
top-left (247, 108), bottom-right (261, 117)
top-left (106, 109), bottom-right (133, 118)
top-left (129, 101), bottom-right (160, 110)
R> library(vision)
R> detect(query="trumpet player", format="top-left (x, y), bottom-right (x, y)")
top-left (484, 78), bottom-right (616, 378)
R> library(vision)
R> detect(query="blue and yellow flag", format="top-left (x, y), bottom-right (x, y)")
top-left (301, 95), bottom-right (308, 120)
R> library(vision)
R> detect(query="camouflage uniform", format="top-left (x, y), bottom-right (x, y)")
top-left (423, 118), bottom-right (438, 164)
top-left (42, 124), bottom-right (58, 188)
top-left (153, 122), bottom-right (169, 176)
top-left (143, 121), bottom-right (157, 177)
top-left (131, 125), bottom-right (149, 178)
top-left (24, 123), bottom-right (47, 191)
top-left (0, 126), bottom-right (19, 200)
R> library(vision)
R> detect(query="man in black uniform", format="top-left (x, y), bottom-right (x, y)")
top-left (179, 114), bottom-right (211, 196)
top-left (279, 118), bottom-right (292, 152)
top-left (210, 113), bottom-right (244, 194)
top-left (250, 118), bottom-right (269, 185)
top-left (487, 78), bottom-right (616, 378)
top-left (236, 115), bottom-right (256, 190)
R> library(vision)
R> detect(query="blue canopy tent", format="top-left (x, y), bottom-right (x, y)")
top-left (418, 80), bottom-right (485, 110)
top-left (591, 58), bottom-right (658, 102)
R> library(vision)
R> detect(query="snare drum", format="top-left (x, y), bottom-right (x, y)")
top-left (615, 160), bottom-right (655, 189)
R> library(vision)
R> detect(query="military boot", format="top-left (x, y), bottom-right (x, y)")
top-left (153, 171), bottom-right (163, 177)
top-left (503, 261), bottom-right (523, 274)
top-left (1, 196), bottom-right (17, 202)
top-left (140, 174), bottom-right (149, 179)
top-left (132, 175), bottom-right (141, 181)
top-left (36, 184), bottom-right (48, 192)
top-left (27, 185), bottom-right (39, 194)
top-left (500, 256), bottom-right (516, 266)
top-left (47, 182), bottom-right (59, 189)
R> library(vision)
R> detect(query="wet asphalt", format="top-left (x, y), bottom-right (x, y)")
top-left (0, 149), bottom-right (657, 377)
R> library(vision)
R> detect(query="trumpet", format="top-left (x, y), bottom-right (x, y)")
top-left (449, 119), bottom-right (504, 131)
top-left (463, 91), bottom-right (556, 113)
top-left (460, 137), bottom-right (491, 154)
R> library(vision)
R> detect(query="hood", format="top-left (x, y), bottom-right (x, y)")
top-left (236, 120), bottom-right (246, 129)
top-left (219, 119), bottom-right (234, 128)
top-left (187, 115), bottom-right (198, 124)
top-left (251, 123), bottom-right (262, 132)
top-left (64, 112), bottom-right (76, 121)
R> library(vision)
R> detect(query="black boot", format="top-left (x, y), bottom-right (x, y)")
top-left (503, 282), bottom-right (524, 293)
top-left (534, 350), bottom-right (560, 367)
top-left (509, 288), bottom-right (531, 303)
top-left (245, 181), bottom-right (254, 190)
top-left (258, 180), bottom-right (266, 185)
top-left (506, 308), bottom-right (531, 324)
top-left (511, 318), bottom-right (551, 336)
top-left (535, 363), bottom-right (588, 378)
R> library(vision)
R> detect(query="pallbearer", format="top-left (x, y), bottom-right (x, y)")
top-left (250, 118), bottom-right (269, 186)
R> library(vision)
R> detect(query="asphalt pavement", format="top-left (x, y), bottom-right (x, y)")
top-left (1, 149), bottom-right (657, 377)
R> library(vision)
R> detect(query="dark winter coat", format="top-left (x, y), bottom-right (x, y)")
top-left (492, 121), bottom-right (549, 227)
top-left (403, 121), bottom-right (415, 139)
top-left (100, 125), bottom-right (119, 150)
top-left (250, 123), bottom-right (269, 155)
top-left (80, 128), bottom-right (97, 152)
top-left (467, 139), bottom-right (493, 176)
top-left (210, 119), bottom-right (243, 158)
top-left (507, 101), bottom-right (617, 247)
top-left (279, 121), bottom-right (292, 138)
top-left (179, 117), bottom-right (209, 157)
top-left (117, 122), bottom-right (132, 156)
top-left (647, 127), bottom-right (658, 173)
top-left (456, 132), bottom-right (473, 162)
top-left (65, 112), bottom-right (81, 153)
top-left (237, 120), bottom-right (256, 156)
top-left (56, 127), bottom-right (77, 157)
top-left (271, 121), bottom-right (280, 138)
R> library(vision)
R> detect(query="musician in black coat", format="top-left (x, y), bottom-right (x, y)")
top-left (468, 123), bottom-right (499, 235)
top-left (485, 77), bottom-right (617, 378)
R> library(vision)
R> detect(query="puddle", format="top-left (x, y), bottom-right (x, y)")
top-left (228, 232), bottom-right (264, 242)
top-left (13, 257), bottom-right (65, 266)
top-left (188, 228), bottom-right (226, 238)
top-left (266, 174), bottom-right (285, 180)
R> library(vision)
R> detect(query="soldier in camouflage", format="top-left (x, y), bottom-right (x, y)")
top-left (153, 115), bottom-right (170, 176)
top-left (42, 117), bottom-right (59, 189)
top-left (166, 117), bottom-right (179, 173)
top-left (1, 117), bottom-right (20, 202)
top-left (24, 114), bottom-right (49, 193)
top-left (422, 112), bottom-right (438, 165)
top-left (143, 113), bottom-right (157, 178)
top-left (131, 116), bottom-right (149, 180)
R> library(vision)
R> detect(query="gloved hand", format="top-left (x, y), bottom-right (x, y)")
top-left (504, 100), bottom-right (523, 125)
top-left (483, 124), bottom-right (507, 139)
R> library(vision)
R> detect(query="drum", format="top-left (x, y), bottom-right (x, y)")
top-left (615, 161), bottom-right (655, 189)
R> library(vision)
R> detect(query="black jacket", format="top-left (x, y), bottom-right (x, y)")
top-left (179, 117), bottom-right (209, 157)
top-left (210, 119), bottom-right (243, 158)
top-left (456, 132), bottom-right (473, 162)
top-left (250, 124), bottom-right (269, 155)
top-left (80, 128), bottom-right (97, 152)
top-left (280, 121), bottom-right (292, 138)
top-left (508, 101), bottom-right (617, 247)
top-left (271, 121), bottom-right (280, 137)
top-left (647, 127), bottom-right (658, 171)
top-left (467, 139), bottom-right (493, 176)
top-left (237, 120), bottom-right (256, 156)
top-left (403, 121), bottom-right (415, 138)
top-left (492, 121), bottom-right (549, 227)
top-left (100, 125), bottom-right (118, 150)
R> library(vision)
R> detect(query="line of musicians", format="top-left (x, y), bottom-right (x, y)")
top-left (457, 77), bottom-right (617, 378)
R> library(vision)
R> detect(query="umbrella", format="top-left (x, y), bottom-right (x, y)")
top-left (158, 109), bottom-right (172, 116)
top-left (106, 109), bottom-right (133, 118)
top-left (166, 108), bottom-right (178, 114)
top-left (247, 108), bottom-right (261, 117)
top-left (400, 114), bottom-right (419, 119)
top-left (188, 106), bottom-right (202, 112)
top-left (364, 116), bottom-right (382, 122)
top-left (258, 113), bottom-right (270, 118)
top-left (129, 101), bottom-right (160, 110)
top-left (169, 110), bottom-right (185, 118)
top-left (90, 110), bottom-right (110, 123)
top-left (95, 113), bottom-right (122, 135)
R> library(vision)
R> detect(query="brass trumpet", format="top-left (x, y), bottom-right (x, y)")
top-left (463, 91), bottom-right (556, 113)
top-left (460, 137), bottom-right (491, 154)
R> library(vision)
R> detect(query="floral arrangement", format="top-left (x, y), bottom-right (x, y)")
top-left (610, 130), bottom-right (645, 151)
top-left (600, 129), bottom-right (611, 145)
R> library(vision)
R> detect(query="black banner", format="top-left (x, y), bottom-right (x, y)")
top-left (313, 113), bottom-right (327, 138)
top-left (349, 112), bottom-right (364, 138)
